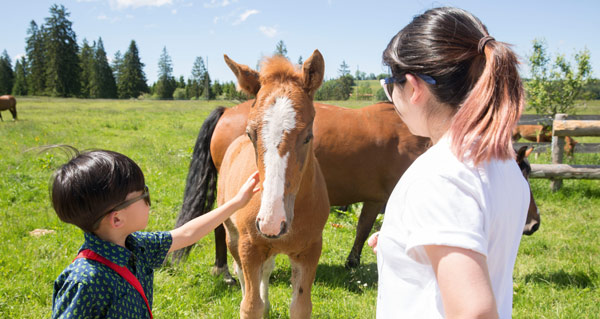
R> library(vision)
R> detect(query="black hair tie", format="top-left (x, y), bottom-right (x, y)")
top-left (478, 35), bottom-right (495, 54)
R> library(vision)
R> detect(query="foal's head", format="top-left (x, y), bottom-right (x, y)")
top-left (516, 146), bottom-right (540, 235)
top-left (224, 50), bottom-right (325, 238)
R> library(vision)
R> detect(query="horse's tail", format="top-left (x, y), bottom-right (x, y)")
top-left (171, 106), bottom-right (226, 262)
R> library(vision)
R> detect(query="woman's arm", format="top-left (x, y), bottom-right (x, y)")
top-left (424, 245), bottom-right (499, 319)
top-left (168, 171), bottom-right (259, 253)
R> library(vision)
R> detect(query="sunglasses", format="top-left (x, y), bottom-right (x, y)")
top-left (380, 73), bottom-right (437, 102)
top-left (92, 186), bottom-right (151, 229)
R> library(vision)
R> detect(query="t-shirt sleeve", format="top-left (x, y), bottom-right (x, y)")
top-left (134, 231), bottom-right (173, 268)
top-left (403, 174), bottom-right (488, 261)
top-left (52, 281), bottom-right (107, 319)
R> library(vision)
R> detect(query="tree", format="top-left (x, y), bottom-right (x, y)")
top-left (274, 40), bottom-right (288, 58)
top-left (12, 57), bottom-right (28, 96)
top-left (118, 40), bottom-right (148, 99)
top-left (112, 50), bottom-right (123, 87)
top-left (526, 39), bottom-right (592, 115)
top-left (297, 56), bottom-right (303, 66)
top-left (93, 38), bottom-right (117, 98)
top-left (0, 50), bottom-right (14, 95)
top-left (191, 56), bottom-right (208, 99)
top-left (78, 39), bottom-right (95, 98)
top-left (155, 46), bottom-right (176, 99)
top-left (44, 4), bottom-right (80, 97)
top-left (338, 60), bottom-right (350, 77)
top-left (25, 20), bottom-right (46, 95)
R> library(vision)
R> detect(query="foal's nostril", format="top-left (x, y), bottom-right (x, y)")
top-left (279, 221), bottom-right (287, 236)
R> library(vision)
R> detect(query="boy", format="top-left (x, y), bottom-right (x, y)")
top-left (51, 149), bottom-right (259, 318)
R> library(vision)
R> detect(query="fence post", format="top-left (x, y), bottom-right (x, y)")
top-left (551, 113), bottom-right (567, 191)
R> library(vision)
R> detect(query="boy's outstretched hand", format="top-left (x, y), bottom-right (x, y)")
top-left (233, 171), bottom-right (261, 208)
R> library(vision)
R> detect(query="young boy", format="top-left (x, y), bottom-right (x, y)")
top-left (50, 149), bottom-right (259, 318)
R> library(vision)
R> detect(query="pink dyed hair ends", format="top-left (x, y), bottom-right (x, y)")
top-left (448, 41), bottom-right (524, 166)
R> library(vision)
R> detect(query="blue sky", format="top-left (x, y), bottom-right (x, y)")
top-left (2, 0), bottom-right (599, 84)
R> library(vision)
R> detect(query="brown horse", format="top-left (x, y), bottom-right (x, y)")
top-left (217, 51), bottom-right (329, 318)
top-left (174, 96), bottom-right (541, 286)
top-left (0, 95), bottom-right (17, 121)
top-left (513, 124), bottom-right (577, 156)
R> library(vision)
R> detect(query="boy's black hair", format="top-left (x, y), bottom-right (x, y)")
top-left (51, 148), bottom-right (146, 233)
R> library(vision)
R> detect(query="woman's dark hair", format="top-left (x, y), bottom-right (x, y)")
top-left (51, 148), bottom-right (145, 233)
top-left (383, 7), bottom-right (524, 165)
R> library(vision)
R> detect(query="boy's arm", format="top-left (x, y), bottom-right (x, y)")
top-left (168, 171), bottom-right (259, 253)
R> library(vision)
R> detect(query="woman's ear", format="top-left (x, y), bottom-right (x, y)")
top-left (404, 74), bottom-right (425, 105)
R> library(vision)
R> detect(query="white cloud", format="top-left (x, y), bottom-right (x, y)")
top-left (204, 0), bottom-right (237, 8)
top-left (259, 26), bottom-right (278, 38)
top-left (233, 9), bottom-right (258, 25)
top-left (98, 14), bottom-right (108, 20)
top-left (171, 9), bottom-right (177, 14)
top-left (109, 0), bottom-right (172, 10)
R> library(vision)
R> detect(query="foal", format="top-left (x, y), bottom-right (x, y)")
top-left (217, 51), bottom-right (329, 318)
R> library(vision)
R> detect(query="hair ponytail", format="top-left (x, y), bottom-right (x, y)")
top-left (449, 41), bottom-right (524, 165)
top-left (382, 7), bottom-right (524, 165)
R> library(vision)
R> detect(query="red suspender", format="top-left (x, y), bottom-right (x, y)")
top-left (75, 249), bottom-right (153, 319)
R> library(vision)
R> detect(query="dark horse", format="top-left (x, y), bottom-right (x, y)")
top-left (0, 95), bottom-right (17, 121)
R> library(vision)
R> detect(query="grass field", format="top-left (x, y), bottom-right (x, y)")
top-left (0, 97), bottom-right (598, 318)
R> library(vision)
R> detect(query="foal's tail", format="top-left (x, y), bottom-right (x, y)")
top-left (172, 106), bottom-right (226, 262)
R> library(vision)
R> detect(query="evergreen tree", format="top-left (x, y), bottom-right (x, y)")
top-left (177, 75), bottom-right (186, 89)
top-left (112, 50), bottom-right (124, 93)
top-left (338, 60), bottom-right (350, 77)
top-left (118, 40), bottom-right (148, 99)
top-left (274, 40), bottom-right (288, 58)
top-left (12, 57), bottom-right (28, 96)
top-left (44, 4), bottom-right (80, 97)
top-left (0, 50), bottom-right (14, 95)
top-left (191, 56), bottom-right (207, 98)
top-left (155, 46), bottom-right (176, 99)
top-left (93, 38), bottom-right (117, 98)
top-left (25, 20), bottom-right (46, 95)
top-left (297, 55), bottom-right (303, 66)
top-left (78, 39), bottom-right (94, 98)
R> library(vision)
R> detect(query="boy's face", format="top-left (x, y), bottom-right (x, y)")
top-left (116, 189), bottom-right (151, 233)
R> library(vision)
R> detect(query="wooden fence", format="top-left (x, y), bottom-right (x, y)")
top-left (517, 114), bottom-right (600, 191)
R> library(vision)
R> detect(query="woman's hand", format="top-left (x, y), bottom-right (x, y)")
top-left (367, 232), bottom-right (379, 254)
top-left (233, 171), bottom-right (260, 208)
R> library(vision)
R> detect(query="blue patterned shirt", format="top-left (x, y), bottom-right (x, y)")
top-left (52, 231), bottom-right (172, 319)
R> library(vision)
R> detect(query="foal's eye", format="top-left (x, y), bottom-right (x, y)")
top-left (303, 133), bottom-right (313, 144)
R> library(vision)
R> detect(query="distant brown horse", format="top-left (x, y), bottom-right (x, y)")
top-left (513, 124), bottom-right (577, 156)
top-left (217, 51), bottom-right (329, 318)
top-left (0, 95), bottom-right (17, 121)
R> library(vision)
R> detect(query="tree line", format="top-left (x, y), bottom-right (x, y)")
top-left (0, 4), bottom-right (247, 101)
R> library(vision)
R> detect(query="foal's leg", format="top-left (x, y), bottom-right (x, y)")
top-left (239, 244), bottom-right (268, 319)
top-left (345, 201), bottom-right (385, 268)
top-left (289, 241), bottom-right (322, 319)
top-left (259, 256), bottom-right (276, 317)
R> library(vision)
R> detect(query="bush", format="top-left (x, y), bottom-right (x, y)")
top-left (173, 88), bottom-right (187, 100)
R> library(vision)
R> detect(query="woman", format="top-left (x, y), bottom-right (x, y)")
top-left (369, 7), bottom-right (530, 319)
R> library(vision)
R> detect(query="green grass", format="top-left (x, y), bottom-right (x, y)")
top-left (1, 97), bottom-right (598, 318)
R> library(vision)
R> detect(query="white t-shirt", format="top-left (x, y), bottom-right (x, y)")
top-left (376, 136), bottom-right (530, 319)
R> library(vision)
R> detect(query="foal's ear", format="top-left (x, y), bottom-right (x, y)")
top-left (224, 54), bottom-right (261, 96)
top-left (516, 145), bottom-right (531, 163)
top-left (301, 50), bottom-right (325, 96)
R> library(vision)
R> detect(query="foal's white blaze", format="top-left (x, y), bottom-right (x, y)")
top-left (257, 96), bottom-right (296, 236)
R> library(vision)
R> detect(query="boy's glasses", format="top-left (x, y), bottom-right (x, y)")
top-left (92, 186), bottom-right (151, 229)
top-left (380, 73), bottom-right (436, 102)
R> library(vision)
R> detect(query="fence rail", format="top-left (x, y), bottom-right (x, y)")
top-left (521, 114), bottom-right (600, 191)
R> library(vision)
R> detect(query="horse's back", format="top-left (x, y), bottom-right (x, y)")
top-left (314, 102), bottom-right (429, 204)
top-left (0, 95), bottom-right (16, 110)
top-left (211, 100), bottom-right (253, 171)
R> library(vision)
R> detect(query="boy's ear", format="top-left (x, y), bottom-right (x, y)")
top-left (109, 211), bottom-right (125, 229)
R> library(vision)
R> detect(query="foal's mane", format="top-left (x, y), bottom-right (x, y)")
top-left (259, 56), bottom-right (301, 86)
